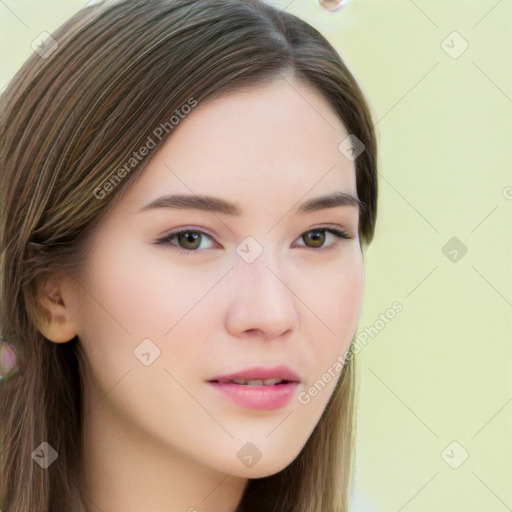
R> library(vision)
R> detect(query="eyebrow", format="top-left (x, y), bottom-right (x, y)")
top-left (137, 191), bottom-right (362, 215)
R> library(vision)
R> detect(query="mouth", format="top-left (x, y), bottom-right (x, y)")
top-left (207, 365), bottom-right (301, 411)
top-left (210, 378), bottom-right (295, 386)
top-left (208, 365), bottom-right (301, 384)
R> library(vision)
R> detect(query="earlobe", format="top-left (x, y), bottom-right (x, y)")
top-left (36, 282), bottom-right (77, 344)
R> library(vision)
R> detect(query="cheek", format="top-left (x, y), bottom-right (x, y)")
top-left (74, 241), bottom-right (224, 377)
top-left (306, 249), bottom-right (364, 343)
top-left (331, 256), bottom-right (364, 337)
top-left (79, 236), bottom-right (218, 336)
top-left (298, 249), bottom-right (363, 383)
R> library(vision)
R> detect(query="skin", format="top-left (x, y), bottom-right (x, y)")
top-left (39, 76), bottom-right (364, 512)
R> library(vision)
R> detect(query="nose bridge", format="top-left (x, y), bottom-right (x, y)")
top-left (233, 240), bottom-right (288, 301)
top-left (225, 239), bottom-right (299, 338)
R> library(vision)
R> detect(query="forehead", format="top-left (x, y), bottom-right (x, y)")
top-left (122, 78), bottom-right (357, 215)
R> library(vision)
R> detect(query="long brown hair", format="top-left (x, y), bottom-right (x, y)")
top-left (0, 1), bottom-right (378, 510)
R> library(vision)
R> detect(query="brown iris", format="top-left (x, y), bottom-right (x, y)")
top-left (177, 231), bottom-right (202, 250)
top-left (302, 230), bottom-right (326, 249)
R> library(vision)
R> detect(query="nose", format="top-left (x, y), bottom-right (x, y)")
top-left (224, 251), bottom-right (299, 341)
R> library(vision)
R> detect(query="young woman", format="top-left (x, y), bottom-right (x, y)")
top-left (0, 0), bottom-right (378, 510)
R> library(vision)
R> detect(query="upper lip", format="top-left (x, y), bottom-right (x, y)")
top-left (209, 365), bottom-right (301, 383)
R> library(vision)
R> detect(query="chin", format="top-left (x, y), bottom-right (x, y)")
top-left (230, 461), bottom-right (292, 479)
top-left (213, 447), bottom-right (301, 479)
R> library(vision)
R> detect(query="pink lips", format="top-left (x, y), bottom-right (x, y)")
top-left (207, 365), bottom-right (301, 411)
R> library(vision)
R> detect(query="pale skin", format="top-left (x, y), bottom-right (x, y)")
top-left (38, 76), bottom-right (364, 512)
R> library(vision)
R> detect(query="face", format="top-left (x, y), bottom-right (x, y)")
top-left (66, 76), bottom-right (364, 479)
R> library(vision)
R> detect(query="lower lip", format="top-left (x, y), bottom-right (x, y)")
top-left (207, 381), bottom-right (299, 410)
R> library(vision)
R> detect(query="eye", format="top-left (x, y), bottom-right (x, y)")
top-left (155, 226), bottom-right (352, 256)
top-left (155, 229), bottom-right (217, 254)
top-left (296, 227), bottom-right (352, 250)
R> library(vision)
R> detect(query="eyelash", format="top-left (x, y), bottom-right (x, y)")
top-left (154, 226), bottom-right (352, 256)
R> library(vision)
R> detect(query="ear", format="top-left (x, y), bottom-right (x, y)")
top-left (36, 276), bottom-right (77, 343)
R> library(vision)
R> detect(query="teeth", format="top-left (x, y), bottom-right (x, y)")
top-left (263, 378), bottom-right (283, 386)
top-left (231, 378), bottom-right (283, 386)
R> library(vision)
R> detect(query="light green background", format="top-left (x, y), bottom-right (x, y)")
top-left (1, 1), bottom-right (511, 511)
